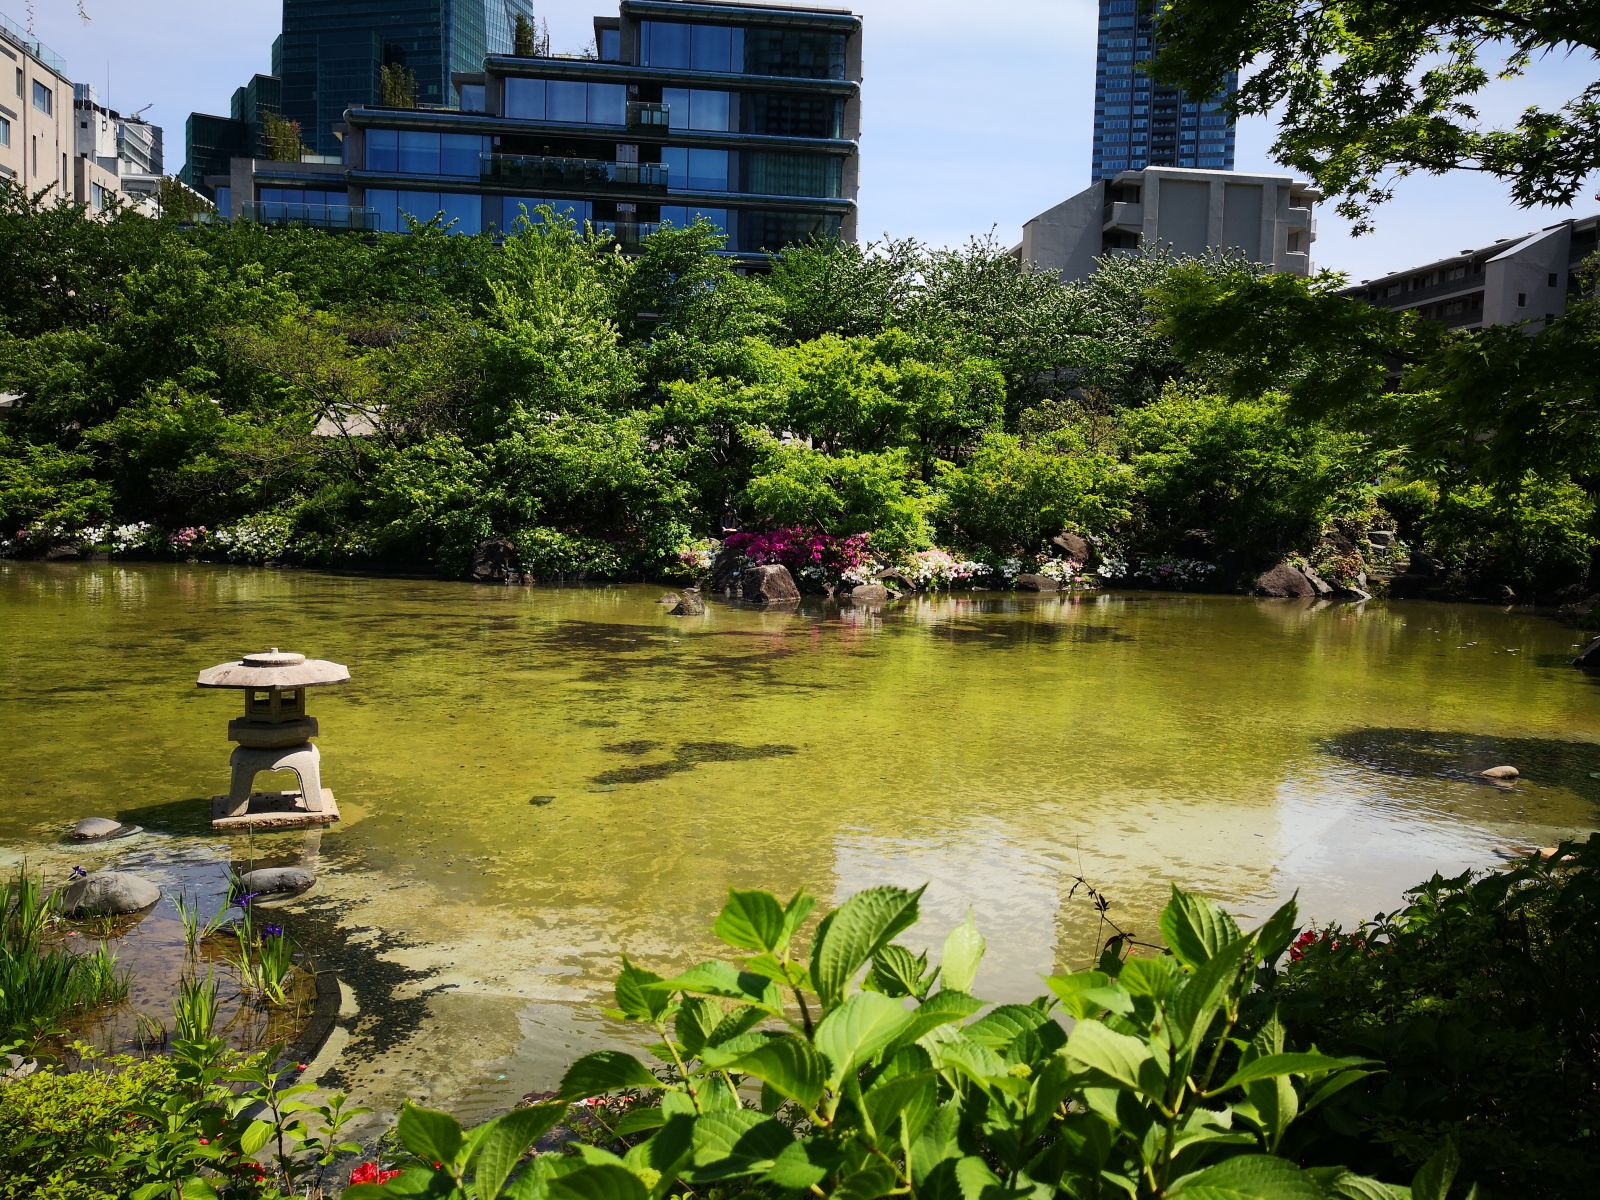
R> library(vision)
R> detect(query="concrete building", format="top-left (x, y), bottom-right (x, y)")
top-left (72, 84), bottom-right (166, 216)
top-left (0, 11), bottom-right (74, 197)
top-left (1092, 0), bottom-right (1235, 181)
top-left (214, 0), bottom-right (863, 264)
top-left (1017, 166), bottom-right (1320, 282)
top-left (1341, 215), bottom-right (1600, 331)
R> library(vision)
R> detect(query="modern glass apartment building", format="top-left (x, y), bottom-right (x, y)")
top-left (1091, 0), bottom-right (1235, 180)
top-left (185, 1), bottom-right (535, 187)
top-left (332, 0), bottom-right (861, 260)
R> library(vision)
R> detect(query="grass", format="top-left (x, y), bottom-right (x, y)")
top-left (1, 867), bottom-right (132, 1046)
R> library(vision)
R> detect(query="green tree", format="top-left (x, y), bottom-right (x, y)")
top-left (378, 63), bottom-right (418, 109)
top-left (764, 236), bottom-right (920, 342)
top-left (155, 176), bottom-right (210, 223)
top-left (261, 111), bottom-right (308, 162)
top-left (1151, 0), bottom-right (1600, 232)
top-left (742, 440), bottom-right (933, 558)
top-left (512, 12), bottom-right (549, 56)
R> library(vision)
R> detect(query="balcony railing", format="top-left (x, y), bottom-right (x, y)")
top-left (480, 154), bottom-right (669, 192)
top-left (627, 101), bottom-right (671, 131)
top-left (241, 202), bottom-right (382, 231)
top-left (0, 11), bottom-right (66, 74)
top-left (593, 219), bottom-right (663, 250)
top-left (1103, 201), bottom-right (1143, 231)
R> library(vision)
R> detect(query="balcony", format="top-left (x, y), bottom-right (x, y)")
top-left (627, 101), bottom-right (671, 132)
top-left (1103, 201), bottom-right (1143, 232)
top-left (0, 11), bottom-right (66, 74)
top-left (241, 202), bottom-right (382, 231)
top-left (593, 220), bottom-right (663, 251)
top-left (1285, 205), bottom-right (1313, 231)
top-left (480, 154), bottom-right (669, 193)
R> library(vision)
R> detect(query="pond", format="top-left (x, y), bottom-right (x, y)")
top-left (2, 561), bottom-right (1597, 1125)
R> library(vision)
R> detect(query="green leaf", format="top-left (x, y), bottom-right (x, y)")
top-left (764, 1139), bottom-right (833, 1191)
top-left (962, 1003), bottom-right (1051, 1051)
top-left (706, 1033), bottom-right (825, 1111)
top-left (556, 1051), bottom-right (662, 1100)
top-left (940, 910), bottom-right (986, 993)
top-left (1167, 1154), bottom-right (1326, 1199)
top-left (397, 1103), bottom-right (464, 1168)
top-left (713, 889), bottom-right (788, 953)
top-left (810, 885), bottom-right (925, 1007)
top-left (888, 989), bottom-right (984, 1055)
top-left (613, 1107), bottom-right (667, 1137)
top-left (1411, 1140), bottom-right (1460, 1200)
top-left (1160, 887), bottom-right (1242, 970)
top-left (475, 1103), bottom-right (569, 1199)
top-left (1313, 1169), bottom-right (1410, 1200)
top-left (1253, 895), bottom-right (1300, 963)
top-left (1118, 955), bottom-right (1183, 1001)
top-left (868, 944), bottom-right (928, 997)
top-left (863, 1069), bottom-right (940, 1145)
top-left (815, 991), bottom-right (915, 1085)
top-left (690, 1109), bottom-right (795, 1178)
top-left (615, 957), bottom-right (669, 1022)
top-left (674, 997), bottom-right (719, 1056)
top-left (548, 1165), bottom-right (650, 1200)
top-left (1064, 1019), bottom-right (1165, 1101)
top-left (655, 961), bottom-right (784, 1013)
top-left (781, 890), bottom-right (818, 951)
top-left (1218, 1052), bottom-right (1375, 1092)
top-left (1044, 971), bottom-right (1121, 1018)
top-left (239, 1119), bottom-right (273, 1156)
top-left (1168, 936), bottom-right (1254, 1055)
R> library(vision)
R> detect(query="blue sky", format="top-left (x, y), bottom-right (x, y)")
top-left (21, 0), bottom-right (1600, 282)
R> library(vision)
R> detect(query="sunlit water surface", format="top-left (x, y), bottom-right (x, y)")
top-left (2, 562), bottom-right (1597, 1124)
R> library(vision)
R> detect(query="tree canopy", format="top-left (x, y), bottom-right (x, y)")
top-left (1151, 0), bottom-right (1600, 232)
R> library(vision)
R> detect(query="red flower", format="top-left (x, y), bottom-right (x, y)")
top-left (349, 1162), bottom-right (402, 1185)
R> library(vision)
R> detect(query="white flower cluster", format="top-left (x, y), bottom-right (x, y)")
top-left (676, 537), bottom-right (720, 573)
top-left (1034, 557), bottom-right (1082, 583)
top-left (209, 514), bottom-right (294, 563)
top-left (1096, 555), bottom-right (1130, 579)
top-left (1141, 556), bottom-right (1217, 587)
top-left (904, 548), bottom-right (989, 589)
top-left (840, 561), bottom-right (879, 586)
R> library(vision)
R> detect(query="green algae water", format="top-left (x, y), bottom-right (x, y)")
top-left (2, 561), bottom-right (1597, 1123)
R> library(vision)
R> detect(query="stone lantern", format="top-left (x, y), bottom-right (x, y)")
top-left (197, 648), bottom-right (349, 830)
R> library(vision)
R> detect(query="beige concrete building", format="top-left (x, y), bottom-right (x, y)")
top-left (1017, 166), bottom-right (1321, 281)
top-left (1341, 215), bottom-right (1600, 331)
top-left (0, 12), bottom-right (73, 199)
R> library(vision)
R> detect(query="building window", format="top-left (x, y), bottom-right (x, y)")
top-left (1548, 272), bottom-right (1559, 287)
top-left (0, 115), bottom-right (8, 147)
top-left (14, 67), bottom-right (21, 97)
top-left (599, 28), bottom-right (620, 62)
top-left (32, 80), bottom-right (51, 114)
top-left (459, 83), bottom-right (486, 113)
top-left (663, 87), bottom-right (730, 132)
top-left (1517, 292), bottom-right (1527, 307)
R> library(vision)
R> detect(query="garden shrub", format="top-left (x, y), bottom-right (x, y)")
top-left (0, 1049), bottom-right (178, 1200)
top-left (1421, 475), bottom-right (1596, 596)
top-left (1265, 838), bottom-right (1600, 1196)
top-left (742, 441), bottom-right (933, 560)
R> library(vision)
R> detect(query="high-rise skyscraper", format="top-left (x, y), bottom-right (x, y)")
top-left (1091, 0), bottom-right (1236, 180)
top-left (184, 1), bottom-right (535, 185)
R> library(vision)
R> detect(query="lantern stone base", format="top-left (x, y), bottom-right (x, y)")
top-left (210, 789), bottom-right (340, 831)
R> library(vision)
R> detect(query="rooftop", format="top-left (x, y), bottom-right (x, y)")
top-left (0, 9), bottom-right (66, 75)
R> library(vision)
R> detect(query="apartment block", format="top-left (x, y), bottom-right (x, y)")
top-left (0, 11), bottom-right (73, 198)
top-left (1018, 166), bottom-right (1319, 282)
top-left (1093, 0), bottom-right (1235, 181)
top-left (215, 0), bottom-right (863, 263)
top-left (1341, 216), bottom-right (1600, 331)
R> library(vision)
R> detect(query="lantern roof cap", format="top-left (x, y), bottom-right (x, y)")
top-left (196, 648), bottom-right (350, 689)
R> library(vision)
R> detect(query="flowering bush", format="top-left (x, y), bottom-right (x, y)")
top-left (723, 526), bottom-right (873, 587)
top-left (1096, 553), bottom-right (1130, 580)
top-left (675, 536), bottom-right (720, 575)
top-left (902, 547), bottom-right (990, 589)
top-left (168, 526), bottom-right (207, 554)
top-left (208, 513), bottom-right (296, 564)
top-left (1032, 554), bottom-right (1085, 584)
top-left (1140, 554), bottom-right (1217, 589)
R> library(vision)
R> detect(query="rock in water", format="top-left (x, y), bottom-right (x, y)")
top-left (1014, 574), bottom-right (1063, 592)
top-left (1575, 636), bottom-right (1600, 675)
top-left (658, 592), bottom-right (682, 608)
top-left (1255, 561), bottom-right (1318, 598)
top-left (71, 816), bottom-right (128, 841)
top-left (671, 589), bottom-right (706, 616)
top-left (469, 538), bottom-right (520, 583)
top-left (741, 564), bottom-right (800, 603)
top-left (63, 871), bottom-right (160, 916)
top-left (1480, 766), bottom-right (1520, 780)
top-left (849, 584), bottom-right (890, 605)
top-left (237, 867), bottom-right (316, 897)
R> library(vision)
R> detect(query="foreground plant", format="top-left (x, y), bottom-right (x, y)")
top-left (349, 884), bottom-right (1463, 1199)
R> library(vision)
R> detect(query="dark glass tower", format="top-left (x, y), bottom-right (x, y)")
top-left (184, 1), bottom-right (535, 184)
top-left (1091, 0), bottom-right (1236, 180)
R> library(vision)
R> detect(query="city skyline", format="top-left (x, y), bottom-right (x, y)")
top-left (14, 0), bottom-right (1600, 282)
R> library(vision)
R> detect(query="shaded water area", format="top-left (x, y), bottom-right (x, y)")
top-left (2, 561), bottom-right (1598, 1125)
